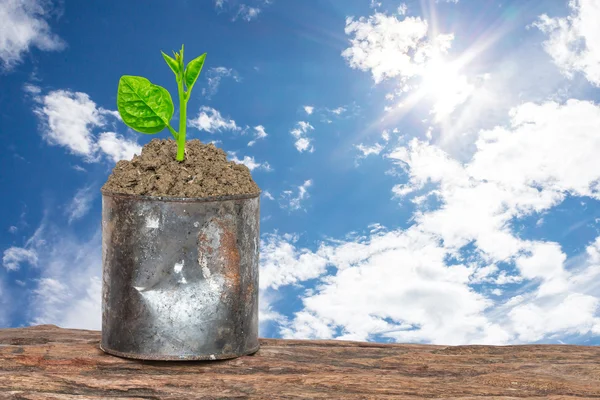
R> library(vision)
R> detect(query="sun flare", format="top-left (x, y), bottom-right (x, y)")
top-left (417, 58), bottom-right (475, 120)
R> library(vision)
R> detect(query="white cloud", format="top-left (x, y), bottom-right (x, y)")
top-left (368, 223), bottom-right (386, 234)
top-left (24, 229), bottom-right (103, 330)
top-left (64, 185), bottom-right (96, 224)
top-left (227, 151), bottom-right (272, 171)
top-left (302, 105), bottom-right (356, 121)
top-left (370, 0), bottom-right (382, 9)
top-left (72, 165), bottom-right (87, 173)
top-left (8, 226), bottom-right (18, 234)
top-left (96, 132), bottom-right (142, 163)
top-left (0, 0), bottom-right (66, 71)
top-left (260, 232), bottom-right (329, 290)
top-left (98, 107), bottom-right (122, 121)
top-left (215, 0), bottom-right (270, 22)
top-left (279, 310), bottom-right (338, 340)
top-left (254, 124), bottom-right (268, 138)
top-left (297, 122), bottom-right (311, 131)
top-left (534, 0), bottom-right (600, 87)
top-left (31, 88), bottom-right (143, 164)
top-left (262, 190), bottom-right (274, 200)
top-left (2, 247), bottom-right (38, 271)
top-left (290, 121), bottom-right (315, 153)
top-left (356, 137), bottom-right (390, 165)
top-left (341, 9), bottom-right (486, 125)
top-left (202, 67), bottom-right (241, 99)
top-left (294, 137), bottom-right (312, 153)
top-left (329, 107), bottom-right (346, 115)
top-left (355, 142), bottom-right (385, 159)
top-left (247, 125), bottom-right (268, 146)
top-left (262, 225), bottom-right (600, 344)
top-left (0, 278), bottom-right (10, 326)
top-left (235, 5), bottom-right (261, 21)
top-left (3, 217), bottom-right (45, 273)
top-left (0, 211), bottom-right (106, 330)
top-left (467, 100), bottom-right (600, 199)
top-left (421, 52), bottom-right (568, 161)
top-left (189, 106), bottom-right (240, 133)
top-left (387, 99), bottom-right (600, 286)
top-left (259, 287), bottom-right (289, 337)
top-left (262, 227), bottom-right (502, 344)
top-left (265, 98), bottom-right (600, 344)
top-left (315, 103), bottom-right (360, 123)
top-left (33, 90), bottom-right (103, 160)
top-left (28, 275), bottom-right (102, 330)
top-left (342, 12), bottom-right (454, 84)
top-left (23, 83), bottom-right (41, 93)
top-left (507, 292), bottom-right (599, 342)
top-left (381, 129), bottom-right (391, 141)
top-left (279, 180), bottom-right (312, 211)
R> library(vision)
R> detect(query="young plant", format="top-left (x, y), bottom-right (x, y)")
top-left (116, 44), bottom-right (206, 162)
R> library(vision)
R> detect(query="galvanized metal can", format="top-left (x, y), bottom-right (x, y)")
top-left (99, 190), bottom-right (260, 361)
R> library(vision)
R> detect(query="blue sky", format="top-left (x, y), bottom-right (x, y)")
top-left (2, 0), bottom-right (600, 345)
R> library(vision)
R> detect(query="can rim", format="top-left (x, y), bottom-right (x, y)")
top-left (100, 188), bottom-right (261, 203)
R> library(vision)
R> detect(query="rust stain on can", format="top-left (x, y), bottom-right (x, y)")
top-left (215, 217), bottom-right (241, 302)
top-left (245, 282), bottom-right (254, 303)
top-left (196, 215), bottom-right (241, 303)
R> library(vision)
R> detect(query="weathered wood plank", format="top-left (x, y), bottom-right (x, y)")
top-left (1, 324), bottom-right (599, 399)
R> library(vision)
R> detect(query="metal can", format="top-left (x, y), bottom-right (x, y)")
top-left (100, 190), bottom-right (260, 360)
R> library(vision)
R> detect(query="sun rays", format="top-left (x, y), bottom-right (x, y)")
top-left (341, 0), bottom-right (525, 147)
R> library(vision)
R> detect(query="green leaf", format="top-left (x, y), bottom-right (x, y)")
top-left (116, 75), bottom-right (174, 134)
top-left (184, 53), bottom-right (206, 93)
top-left (161, 51), bottom-right (180, 76)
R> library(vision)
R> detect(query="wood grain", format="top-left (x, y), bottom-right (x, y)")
top-left (1, 324), bottom-right (600, 399)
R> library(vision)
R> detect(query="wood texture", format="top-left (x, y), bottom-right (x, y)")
top-left (1, 324), bottom-right (600, 399)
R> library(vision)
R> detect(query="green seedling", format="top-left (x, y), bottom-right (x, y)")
top-left (116, 44), bottom-right (206, 162)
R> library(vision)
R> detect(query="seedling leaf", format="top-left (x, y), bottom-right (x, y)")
top-left (184, 53), bottom-right (206, 93)
top-left (117, 75), bottom-right (174, 134)
top-left (161, 51), bottom-right (180, 76)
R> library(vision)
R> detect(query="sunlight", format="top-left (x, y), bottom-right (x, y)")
top-left (348, 0), bottom-right (519, 142)
top-left (381, 54), bottom-right (476, 127)
top-left (417, 57), bottom-right (475, 121)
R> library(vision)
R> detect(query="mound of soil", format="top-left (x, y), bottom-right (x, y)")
top-left (101, 138), bottom-right (261, 198)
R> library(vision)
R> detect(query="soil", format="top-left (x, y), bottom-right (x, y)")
top-left (101, 138), bottom-right (261, 198)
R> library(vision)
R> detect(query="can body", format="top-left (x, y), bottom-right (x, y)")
top-left (100, 191), bottom-right (260, 361)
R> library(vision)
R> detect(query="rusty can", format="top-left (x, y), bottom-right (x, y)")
top-left (99, 190), bottom-right (260, 361)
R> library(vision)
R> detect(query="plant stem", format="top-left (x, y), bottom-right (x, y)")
top-left (176, 79), bottom-right (187, 162)
top-left (176, 45), bottom-right (186, 162)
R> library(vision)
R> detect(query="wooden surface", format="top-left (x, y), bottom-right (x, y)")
top-left (1, 325), bottom-right (600, 399)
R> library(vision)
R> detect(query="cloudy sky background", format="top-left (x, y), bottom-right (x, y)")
top-left (2, 0), bottom-right (600, 345)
